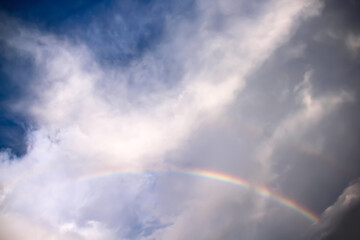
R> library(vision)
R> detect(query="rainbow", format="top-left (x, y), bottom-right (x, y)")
top-left (77, 167), bottom-right (319, 222)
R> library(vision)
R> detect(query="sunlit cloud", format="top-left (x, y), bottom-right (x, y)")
top-left (1, 0), bottom-right (360, 239)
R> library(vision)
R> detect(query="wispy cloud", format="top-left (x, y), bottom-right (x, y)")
top-left (0, 0), bottom-right (337, 239)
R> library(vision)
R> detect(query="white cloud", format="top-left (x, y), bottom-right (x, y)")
top-left (0, 213), bottom-right (118, 240)
top-left (0, 0), bottom-right (323, 239)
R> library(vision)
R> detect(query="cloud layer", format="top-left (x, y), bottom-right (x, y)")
top-left (1, 0), bottom-right (360, 239)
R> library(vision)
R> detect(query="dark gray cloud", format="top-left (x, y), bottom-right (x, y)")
top-left (308, 179), bottom-right (360, 240)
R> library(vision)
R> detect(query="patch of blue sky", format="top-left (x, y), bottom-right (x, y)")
top-left (0, 40), bottom-right (37, 156)
top-left (1, 0), bottom-right (196, 65)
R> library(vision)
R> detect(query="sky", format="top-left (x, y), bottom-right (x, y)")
top-left (0, 0), bottom-right (360, 239)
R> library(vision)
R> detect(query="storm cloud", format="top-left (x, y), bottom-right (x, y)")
top-left (308, 179), bottom-right (360, 240)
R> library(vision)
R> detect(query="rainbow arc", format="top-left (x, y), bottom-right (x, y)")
top-left (77, 167), bottom-right (320, 222)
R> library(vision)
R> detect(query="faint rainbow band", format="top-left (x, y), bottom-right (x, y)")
top-left (77, 167), bottom-right (319, 222)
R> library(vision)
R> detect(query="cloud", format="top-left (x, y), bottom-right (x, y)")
top-left (346, 33), bottom-right (360, 54)
top-left (255, 69), bottom-right (354, 180)
top-left (0, 0), bottom-right (327, 239)
top-left (0, 213), bottom-right (117, 240)
top-left (308, 179), bottom-right (360, 240)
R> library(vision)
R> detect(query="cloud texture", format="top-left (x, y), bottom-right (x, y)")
top-left (1, 0), bottom-right (360, 239)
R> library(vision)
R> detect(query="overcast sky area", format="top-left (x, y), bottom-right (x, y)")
top-left (0, 0), bottom-right (360, 239)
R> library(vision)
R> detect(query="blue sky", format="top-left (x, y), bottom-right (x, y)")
top-left (1, 0), bottom-right (360, 239)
